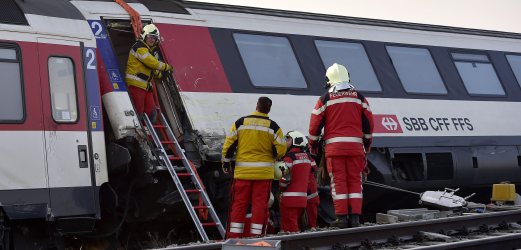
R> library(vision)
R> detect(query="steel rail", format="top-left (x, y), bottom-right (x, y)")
top-left (159, 209), bottom-right (521, 250)
top-left (412, 232), bottom-right (521, 250)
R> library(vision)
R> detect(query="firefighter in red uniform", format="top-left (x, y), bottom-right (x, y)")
top-left (222, 97), bottom-right (286, 238)
top-left (306, 159), bottom-right (320, 230)
top-left (308, 63), bottom-right (374, 228)
top-left (278, 131), bottom-right (313, 233)
top-left (126, 24), bottom-right (173, 122)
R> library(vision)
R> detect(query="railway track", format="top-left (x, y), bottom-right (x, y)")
top-left (161, 209), bottom-right (521, 249)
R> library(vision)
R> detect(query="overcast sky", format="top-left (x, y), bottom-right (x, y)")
top-left (190, 0), bottom-right (521, 33)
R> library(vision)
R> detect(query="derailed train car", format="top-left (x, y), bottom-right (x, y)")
top-left (1, 0), bottom-right (521, 247)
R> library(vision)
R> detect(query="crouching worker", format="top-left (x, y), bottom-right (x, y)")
top-left (278, 131), bottom-right (313, 233)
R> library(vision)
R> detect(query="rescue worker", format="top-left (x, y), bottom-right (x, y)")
top-left (306, 159), bottom-right (320, 230)
top-left (126, 24), bottom-right (172, 122)
top-left (279, 131), bottom-right (313, 233)
top-left (308, 63), bottom-right (374, 228)
top-left (222, 97), bottom-right (286, 238)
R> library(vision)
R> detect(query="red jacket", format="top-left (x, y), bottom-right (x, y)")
top-left (309, 88), bottom-right (374, 157)
top-left (280, 148), bottom-right (312, 207)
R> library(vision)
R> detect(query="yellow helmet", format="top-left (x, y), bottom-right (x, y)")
top-left (141, 24), bottom-right (160, 41)
top-left (326, 63), bottom-right (350, 87)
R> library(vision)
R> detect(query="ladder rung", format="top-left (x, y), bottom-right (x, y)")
top-left (168, 155), bottom-right (182, 160)
top-left (185, 189), bottom-right (201, 193)
top-left (161, 141), bottom-right (175, 144)
top-left (193, 205), bottom-right (208, 209)
top-left (177, 173), bottom-right (191, 177)
top-left (202, 222), bottom-right (218, 227)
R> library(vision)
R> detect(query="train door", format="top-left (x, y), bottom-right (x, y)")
top-left (36, 38), bottom-right (96, 218)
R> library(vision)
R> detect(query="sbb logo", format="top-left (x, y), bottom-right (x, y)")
top-left (382, 117), bottom-right (399, 131)
top-left (373, 114), bottom-right (403, 133)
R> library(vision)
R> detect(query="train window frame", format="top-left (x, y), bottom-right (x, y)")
top-left (450, 50), bottom-right (506, 97)
top-left (0, 43), bottom-right (26, 124)
top-left (505, 53), bottom-right (521, 90)
top-left (231, 32), bottom-right (309, 90)
top-left (47, 56), bottom-right (80, 124)
top-left (385, 44), bottom-right (448, 96)
top-left (314, 39), bottom-right (383, 93)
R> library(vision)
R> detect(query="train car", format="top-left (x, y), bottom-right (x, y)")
top-left (0, 0), bottom-right (109, 248)
top-left (1, 0), bottom-right (521, 248)
top-left (148, 1), bottom-right (521, 211)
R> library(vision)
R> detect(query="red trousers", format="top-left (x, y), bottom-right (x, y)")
top-left (307, 176), bottom-right (320, 228)
top-left (306, 202), bottom-right (318, 228)
top-left (327, 155), bottom-right (365, 215)
top-left (280, 205), bottom-right (304, 233)
top-left (226, 179), bottom-right (271, 238)
top-left (128, 85), bottom-right (157, 117)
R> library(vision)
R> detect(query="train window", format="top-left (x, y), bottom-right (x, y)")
top-left (48, 57), bottom-right (78, 123)
top-left (0, 46), bottom-right (24, 122)
top-left (506, 54), bottom-right (521, 88)
top-left (386, 46), bottom-right (447, 94)
top-left (391, 153), bottom-right (424, 181)
top-left (233, 33), bottom-right (306, 88)
top-left (451, 52), bottom-right (505, 96)
top-left (315, 40), bottom-right (381, 92)
top-left (426, 153), bottom-right (453, 180)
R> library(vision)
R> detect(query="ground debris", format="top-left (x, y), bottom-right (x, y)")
top-left (419, 231), bottom-right (451, 242)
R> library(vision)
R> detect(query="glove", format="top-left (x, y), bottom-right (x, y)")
top-left (164, 63), bottom-right (173, 72)
top-left (222, 162), bottom-right (231, 174)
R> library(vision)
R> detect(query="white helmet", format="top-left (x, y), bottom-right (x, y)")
top-left (286, 131), bottom-right (308, 148)
top-left (273, 161), bottom-right (288, 180)
top-left (141, 24), bottom-right (160, 41)
top-left (326, 63), bottom-right (350, 87)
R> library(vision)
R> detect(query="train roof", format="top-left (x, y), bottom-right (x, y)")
top-left (179, 0), bottom-right (521, 40)
top-left (186, 0), bottom-right (521, 34)
top-left (3, 0), bottom-right (86, 25)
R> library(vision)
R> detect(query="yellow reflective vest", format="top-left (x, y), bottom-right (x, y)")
top-left (222, 111), bottom-right (287, 180)
top-left (125, 40), bottom-right (169, 90)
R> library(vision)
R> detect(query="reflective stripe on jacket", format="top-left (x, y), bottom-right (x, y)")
top-left (125, 40), bottom-right (168, 90)
top-left (222, 111), bottom-right (286, 180)
top-left (280, 148), bottom-right (312, 207)
top-left (309, 88), bottom-right (374, 156)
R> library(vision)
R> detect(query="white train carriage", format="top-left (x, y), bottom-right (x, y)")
top-left (0, 0), bottom-right (107, 233)
top-left (147, 1), bottom-right (521, 194)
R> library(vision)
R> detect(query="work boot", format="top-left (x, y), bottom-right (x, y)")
top-left (330, 215), bottom-right (349, 228)
top-left (348, 214), bottom-right (360, 228)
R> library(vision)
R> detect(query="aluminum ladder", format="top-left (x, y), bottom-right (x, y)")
top-left (143, 113), bottom-right (225, 242)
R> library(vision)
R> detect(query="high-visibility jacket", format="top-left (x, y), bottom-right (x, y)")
top-left (309, 87), bottom-right (374, 157)
top-left (125, 40), bottom-right (169, 90)
top-left (222, 111), bottom-right (286, 180)
top-left (280, 148), bottom-right (312, 207)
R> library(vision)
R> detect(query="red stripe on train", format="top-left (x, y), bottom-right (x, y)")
top-left (0, 41), bottom-right (87, 131)
top-left (157, 23), bottom-right (232, 93)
